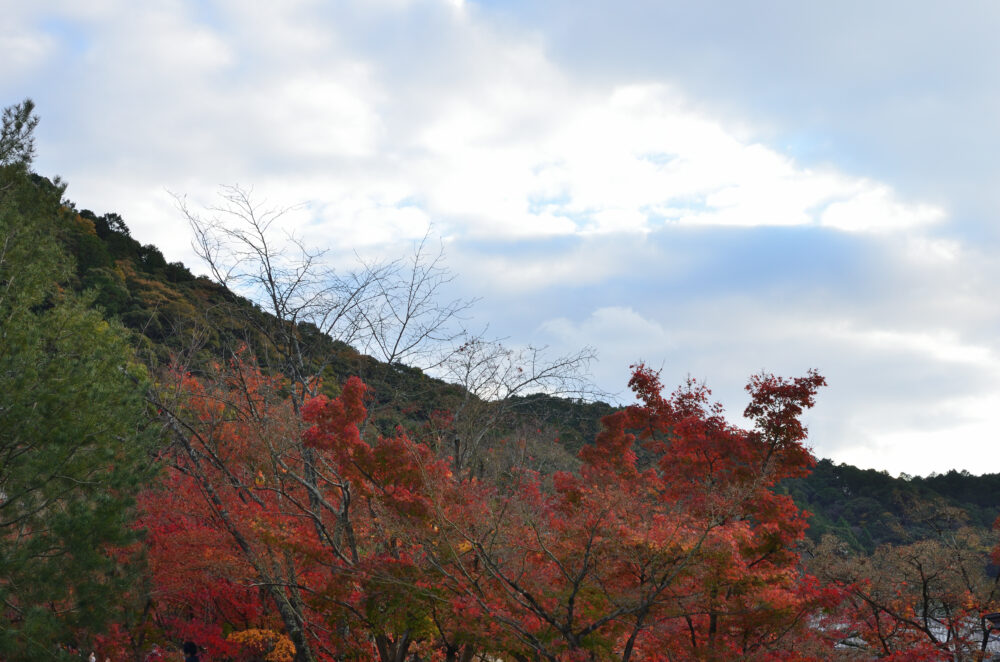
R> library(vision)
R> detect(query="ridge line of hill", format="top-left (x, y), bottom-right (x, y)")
top-left (53, 181), bottom-right (1000, 552)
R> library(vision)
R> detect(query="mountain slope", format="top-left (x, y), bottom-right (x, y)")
top-left (56, 185), bottom-right (1000, 551)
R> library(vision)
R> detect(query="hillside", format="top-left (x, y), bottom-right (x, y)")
top-left (55, 183), bottom-right (1000, 553)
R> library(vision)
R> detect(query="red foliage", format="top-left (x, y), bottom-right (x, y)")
top-left (114, 359), bottom-right (844, 661)
top-left (423, 364), bottom-right (833, 660)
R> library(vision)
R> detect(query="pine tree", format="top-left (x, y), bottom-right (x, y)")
top-left (0, 100), bottom-right (156, 660)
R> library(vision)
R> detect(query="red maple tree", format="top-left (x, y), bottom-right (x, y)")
top-left (123, 358), bottom-right (835, 661)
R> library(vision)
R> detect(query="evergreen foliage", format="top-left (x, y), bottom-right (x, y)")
top-left (785, 458), bottom-right (1000, 552)
top-left (0, 103), bottom-right (156, 659)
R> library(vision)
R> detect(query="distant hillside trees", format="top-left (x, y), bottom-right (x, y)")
top-left (811, 519), bottom-right (1000, 659)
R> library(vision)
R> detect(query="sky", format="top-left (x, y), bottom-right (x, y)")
top-left (3, 0), bottom-right (1000, 476)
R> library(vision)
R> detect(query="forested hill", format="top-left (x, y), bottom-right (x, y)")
top-left (785, 460), bottom-right (1000, 551)
top-left (50, 176), bottom-right (1000, 552)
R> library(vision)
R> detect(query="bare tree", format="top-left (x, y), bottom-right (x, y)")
top-left (355, 231), bottom-right (474, 369)
top-left (174, 185), bottom-right (474, 408)
top-left (173, 186), bottom-right (598, 439)
top-left (434, 336), bottom-right (599, 475)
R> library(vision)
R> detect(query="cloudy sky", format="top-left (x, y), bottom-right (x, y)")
top-left (4, 0), bottom-right (1000, 476)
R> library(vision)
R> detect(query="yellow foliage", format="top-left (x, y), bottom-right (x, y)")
top-left (227, 628), bottom-right (296, 662)
top-left (74, 213), bottom-right (98, 235)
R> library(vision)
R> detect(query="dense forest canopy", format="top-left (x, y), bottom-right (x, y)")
top-left (3, 100), bottom-right (1000, 661)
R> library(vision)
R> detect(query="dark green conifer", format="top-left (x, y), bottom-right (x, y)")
top-left (0, 100), bottom-right (155, 660)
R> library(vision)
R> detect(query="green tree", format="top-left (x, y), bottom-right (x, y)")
top-left (0, 99), bottom-right (38, 168)
top-left (0, 101), bottom-right (155, 660)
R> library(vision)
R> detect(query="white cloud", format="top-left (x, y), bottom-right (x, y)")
top-left (541, 306), bottom-right (673, 352)
top-left (401, 79), bottom-right (946, 238)
top-left (539, 306), bottom-right (675, 400)
top-left (826, 326), bottom-right (997, 368)
top-left (11, 0), bottom-right (1000, 476)
top-left (838, 389), bottom-right (1000, 476)
top-left (262, 74), bottom-right (383, 159)
top-left (20, 2), bottom-right (947, 253)
top-left (0, 31), bottom-right (55, 83)
top-left (821, 185), bottom-right (946, 233)
top-left (523, 288), bottom-right (1000, 476)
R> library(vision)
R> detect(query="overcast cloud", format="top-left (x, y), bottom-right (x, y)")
top-left (4, 0), bottom-right (999, 475)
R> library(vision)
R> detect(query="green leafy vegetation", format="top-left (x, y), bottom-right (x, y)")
top-left (0, 100), bottom-right (156, 660)
top-left (785, 459), bottom-right (1000, 552)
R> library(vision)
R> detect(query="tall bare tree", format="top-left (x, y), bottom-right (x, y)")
top-left (434, 336), bottom-right (598, 475)
top-left (175, 185), bottom-right (391, 406)
top-left (355, 231), bottom-right (474, 370)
